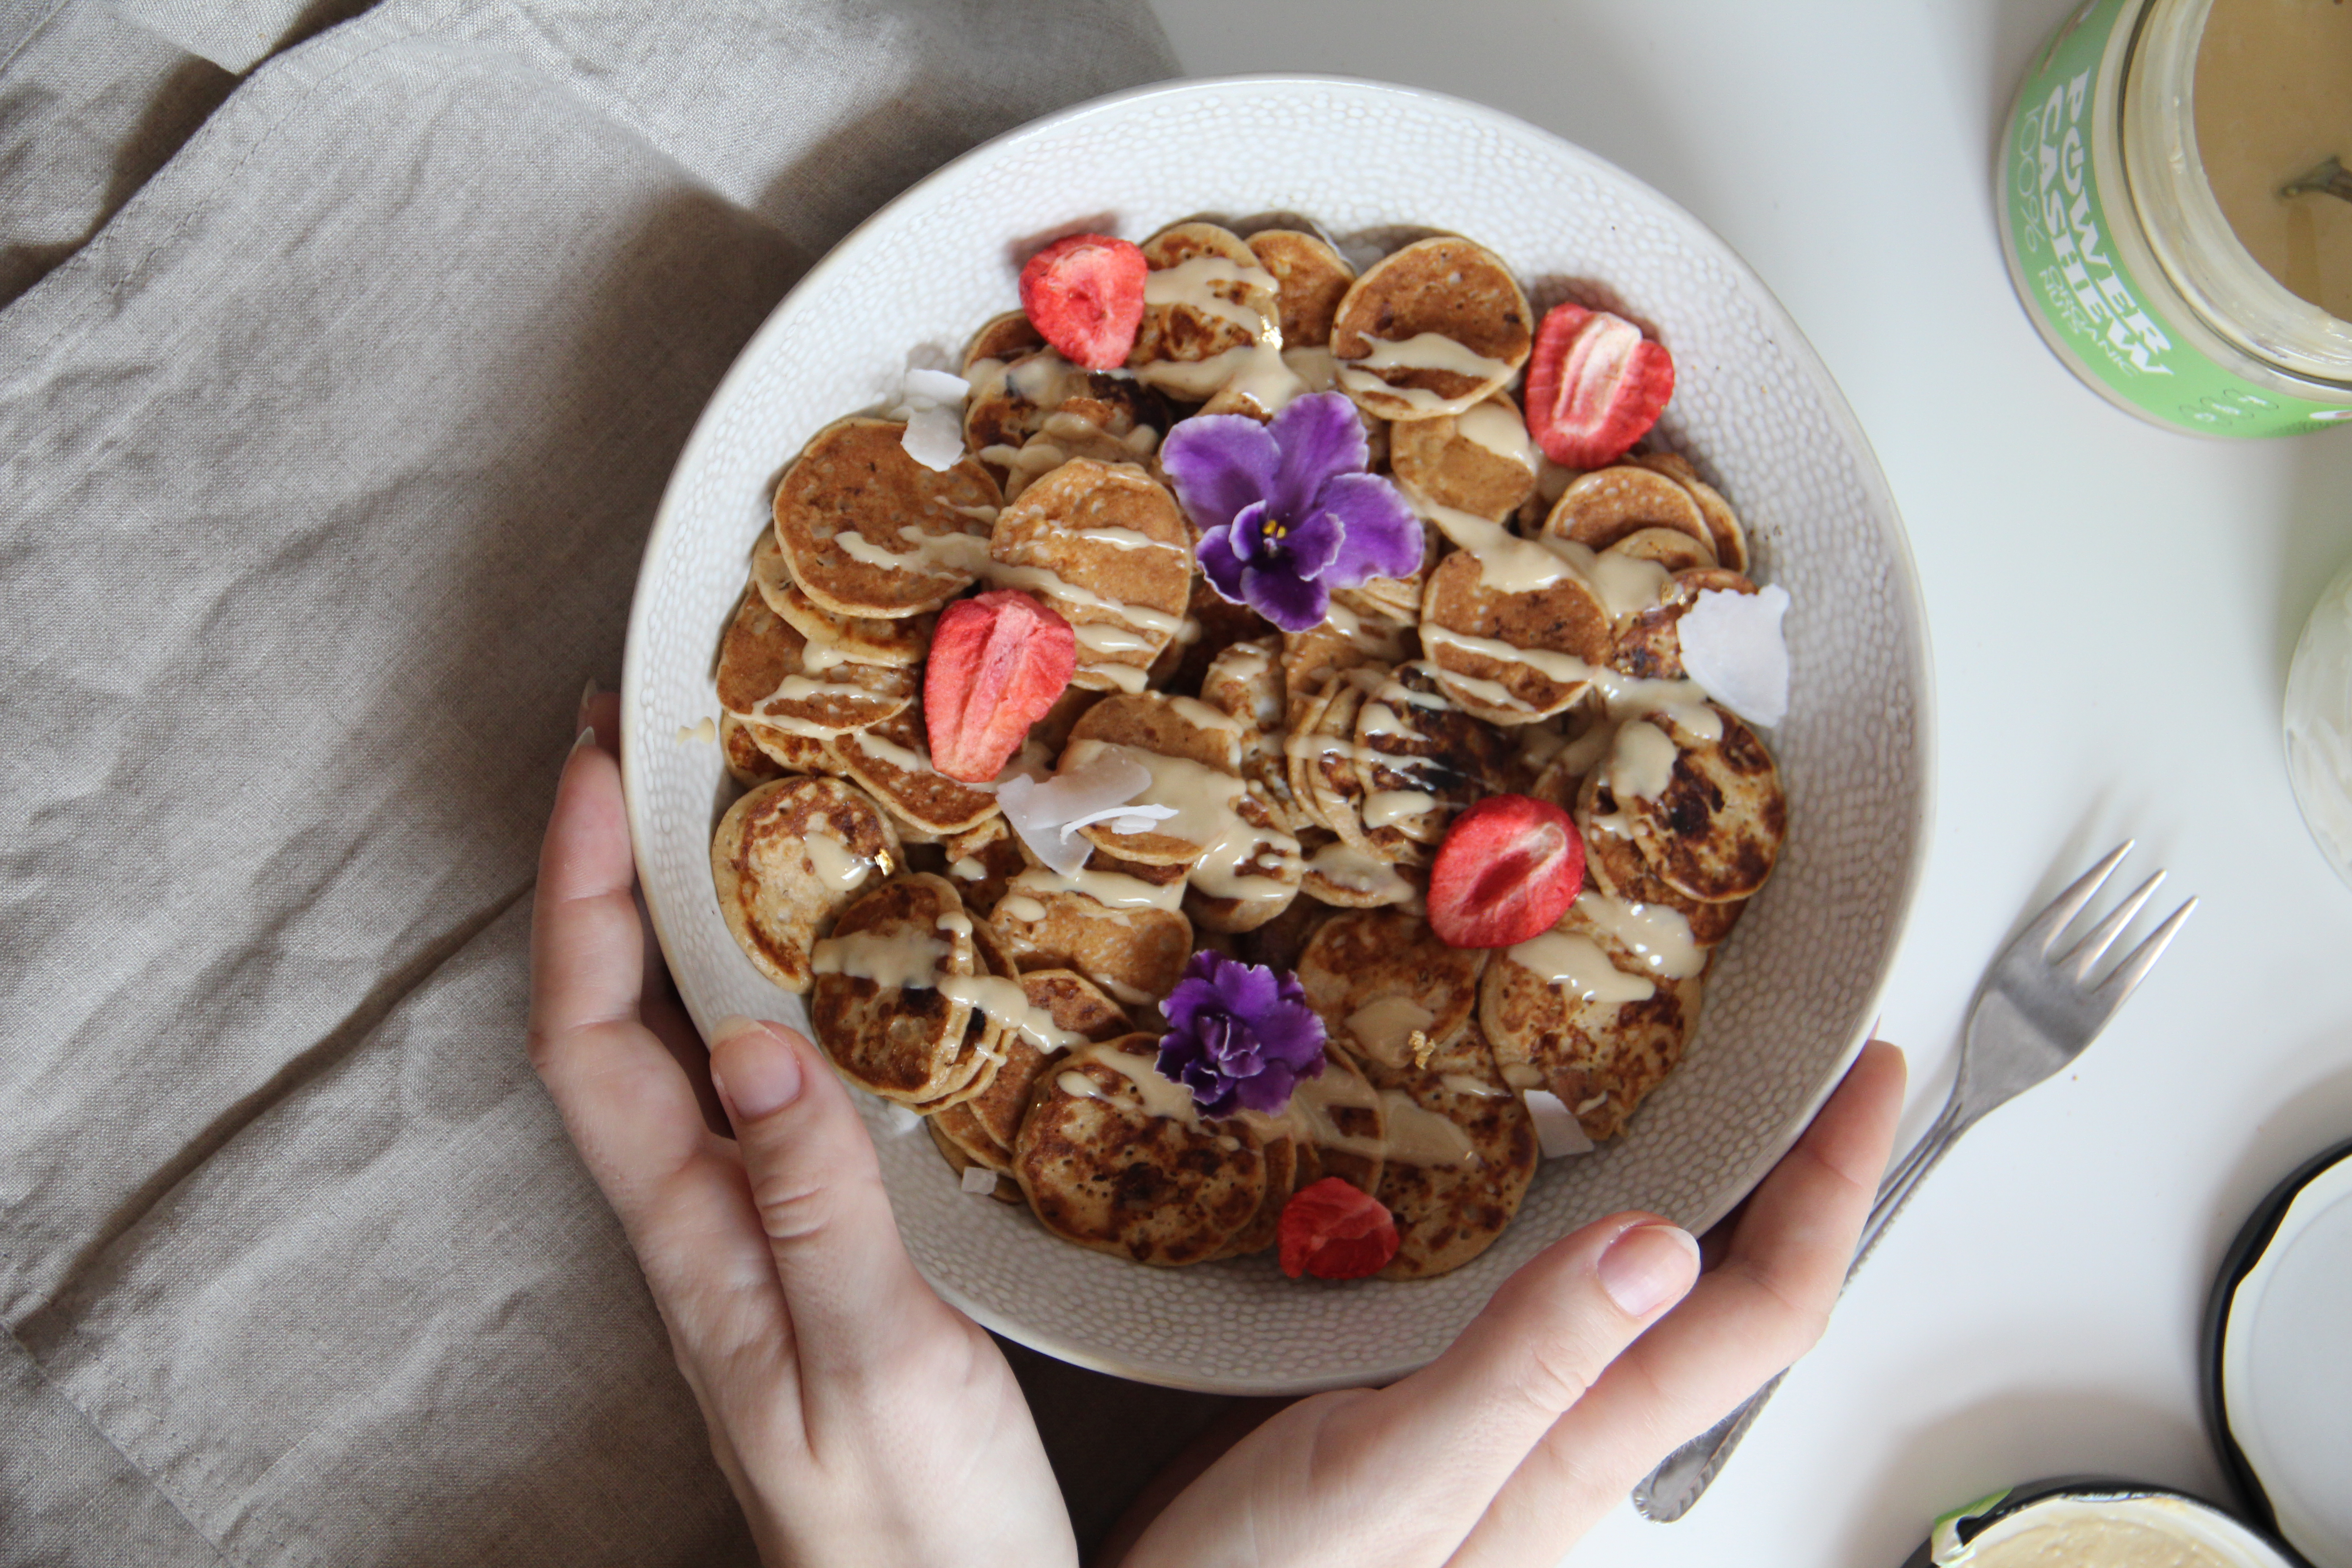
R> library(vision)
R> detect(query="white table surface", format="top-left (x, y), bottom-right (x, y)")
top-left (1147, 1), bottom-right (2352, 1563)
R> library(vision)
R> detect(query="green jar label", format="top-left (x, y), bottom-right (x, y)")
top-left (2003, 0), bottom-right (2350, 436)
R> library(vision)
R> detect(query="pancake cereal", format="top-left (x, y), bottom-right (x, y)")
top-left (708, 219), bottom-right (1793, 1281)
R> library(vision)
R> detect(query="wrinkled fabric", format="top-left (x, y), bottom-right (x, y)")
top-left (0, 2), bottom-right (1181, 1562)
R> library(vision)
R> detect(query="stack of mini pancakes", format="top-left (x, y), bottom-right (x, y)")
top-left (708, 220), bottom-right (1788, 1279)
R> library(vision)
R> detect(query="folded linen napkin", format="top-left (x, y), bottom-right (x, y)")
top-left (0, 3), bottom-right (1180, 1562)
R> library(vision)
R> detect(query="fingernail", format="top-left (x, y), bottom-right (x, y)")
top-left (577, 676), bottom-right (599, 729)
top-left (709, 1015), bottom-right (803, 1120)
top-left (1598, 1222), bottom-right (1699, 1317)
top-left (569, 725), bottom-right (596, 755)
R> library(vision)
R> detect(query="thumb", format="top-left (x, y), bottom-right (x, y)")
top-left (706, 1015), bottom-right (946, 1382)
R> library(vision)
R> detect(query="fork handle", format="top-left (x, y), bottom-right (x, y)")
top-left (1628, 1100), bottom-right (1974, 1522)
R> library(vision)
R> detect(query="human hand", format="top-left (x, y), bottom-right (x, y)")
top-left (527, 690), bottom-right (1075, 1568)
top-left (1107, 1041), bottom-right (1907, 1568)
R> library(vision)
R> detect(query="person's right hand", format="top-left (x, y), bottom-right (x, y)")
top-left (1108, 1040), bottom-right (1907, 1568)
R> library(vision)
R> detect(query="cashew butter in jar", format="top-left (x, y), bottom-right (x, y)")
top-left (1999, 0), bottom-right (2352, 436)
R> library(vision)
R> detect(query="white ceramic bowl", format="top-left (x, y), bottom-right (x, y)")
top-left (622, 75), bottom-right (1932, 1394)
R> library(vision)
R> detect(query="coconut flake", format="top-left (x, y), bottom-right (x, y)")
top-left (1059, 802), bottom-right (1179, 840)
top-left (902, 367), bottom-right (970, 407)
top-left (999, 753), bottom-right (1156, 877)
top-left (1523, 1089), bottom-right (1595, 1158)
top-left (960, 1164), bottom-right (1000, 1196)
top-left (901, 405), bottom-right (966, 471)
top-left (1679, 583), bottom-right (1790, 727)
top-left (881, 1101), bottom-right (925, 1136)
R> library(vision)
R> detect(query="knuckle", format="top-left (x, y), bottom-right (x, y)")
top-left (1508, 1333), bottom-right (1598, 1417)
top-left (749, 1165), bottom-right (838, 1246)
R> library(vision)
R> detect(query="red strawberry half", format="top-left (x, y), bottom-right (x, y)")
top-left (1019, 233), bottom-right (1148, 371)
top-left (1277, 1177), bottom-right (1399, 1280)
top-left (924, 590), bottom-right (1076, 783)
top-left (1523, 303), bottom-right (1676, 469)
top-left (1426, 794), bottom-right (1585, 949)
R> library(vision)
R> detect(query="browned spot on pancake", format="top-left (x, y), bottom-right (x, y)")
top-left (1611, 706), bottom-right (1785, 903)
top-left (1352, 662), bottom-right (1516, 854)
top-left (1578, 775), bottom-right (1749, 947)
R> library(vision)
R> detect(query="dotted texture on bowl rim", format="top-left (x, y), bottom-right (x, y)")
top-left (622, 77), bottom-right (1929, 1395)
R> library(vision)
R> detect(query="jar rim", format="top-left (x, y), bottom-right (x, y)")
top-left (2120, 0), bottom-right (2352, 387)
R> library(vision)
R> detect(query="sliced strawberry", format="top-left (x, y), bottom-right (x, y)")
top-left (1523, 304), bottom-right (1676, 469)
top-left (1426, 794), bottom-right (1585, 949)
top-left (1019, 233), bottom-right (1147, 371)
top-left (1277, 1177), bottom-right (1400, 1280)
top-left (924, 590), bottom-right (1076, 782)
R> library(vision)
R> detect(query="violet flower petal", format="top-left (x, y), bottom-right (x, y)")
top-left (1312, 472), bottom-right (1426, 587)
top-left (1266, 393), bottom-right (1369, 519)
top-left (1278, 505), bottom-right (1346, 581)
top-left (1195, 526), bottom-right (1250, 603)
top-left (1228, 498), bottom-right (1272, 562)
top-left (1210, 954), bottom-right (1279, 1017)
top-left (1243, 565), bottom-right (1330, 634)
top-left (1161, 414), bottom-right (1280, 535)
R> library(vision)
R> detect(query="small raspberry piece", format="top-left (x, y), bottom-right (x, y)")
top-left (1019, 234), bottom-right (1148, 371)
top-left (923, 590), bottom-right (1076, 782)
top-left (1426, 794), bottom-right (1585, 949)
top-left (1523, 304), bottom-right (1676, 469)
top-left (1278, 1177), bottom-right (1400, 1280)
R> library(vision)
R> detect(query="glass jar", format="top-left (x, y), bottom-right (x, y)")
top-left (2284, 556), bottom-right (2352, 892)
top-left (1999, 0), bottom-right (2352, 436)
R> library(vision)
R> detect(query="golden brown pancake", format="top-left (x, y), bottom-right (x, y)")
top-left (1351, 662), bottom-right (1516, 856)
top-left (1207, 1132), bottom-right (1298, 1261)
top-left (1479, 900), bottom-right (1707, 1141)
top-left (1275, 1044), bottom-right (1386, 1197)
top-left (1280, 612), bottom-right (1414, 729)
top-left (987, 875), bottom-right (1194, 1008)
top-left (1245, 228), bottom-right (1355, 347)
top-left (1606, 526), bottom-right (1718, 573)
top-left (930, 968), bottom-right (1131, 1180)
top-left (1628, 451), bottom-right (1748, 573)
top-left (711, 776), bottom-right (903, 993)
top-left (833, 705), bottom-right (1002, 838)
top-left (1297, 830), bottom-right (1426, 910)
top-left (1198, 636), bottom-right (1285, 747)
top-left (773, 417), bottom-right (1001, 619)
top-left (1606, 705), bottom-right (1786, 903)
top-left (1127, 222), bottom-right (1280, 377)
top-left (941, 816), bottom-right (1028, 917)
top-left (1298, 677), bottom-right (1372, 851)
top-left (1387, 393), bottom-right (1538, 521)
top-left (1296, 909), bottom-right (1485, 1083)
top-left (1183, 780), bottom-right (1304, 935)
top-left (989, 459), bottom-right (1192, 691)
top-left (1330, 236), bottom-right (1532, 420)
top-left (1063, 692), bottom-right (1247, 866)
top-left (1419, 547), bottom-right (1612, 723)
top-left (926, 1117), bottom-right (1025, 1205)
top-left (1544, 466), bottom-right (1711, 555)
top-left (719, 712), bottom-right (790, 787)
top-left (1577, 777), bottom-right (1749, 947)
top-left (1375, 1023), bottom-right (1539, 1279)
top-left (1013, 1035), bottom-right (1267, 1266)
top-left (807, 873), bottom-right (982, 1103)
top-left (714, 587), bottom-right (914, 734)
top-left (755, 545), bottom-right (934, 667)
top-left (963, 310), bottom-right (1046, 372)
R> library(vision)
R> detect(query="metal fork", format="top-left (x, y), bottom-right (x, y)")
top-left (1631, 841), bottom-right (2196, 1522)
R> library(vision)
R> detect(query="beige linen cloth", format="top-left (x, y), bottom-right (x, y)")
top-left (0, 2), bottom-right (1233, 1561)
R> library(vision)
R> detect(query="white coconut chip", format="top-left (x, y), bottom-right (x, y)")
top-left (881, 1101), bottom-right (926, 1136)
top-left (998, 753), bottom-right (1156, 878)
top-left (894, 367), bottom-right (971, 472)
top-left (1679, 583), bottom-right (1791, 728)
top-left (1058, 803), bottom-right (1179, 840)
top-left (1522, 1089), bottom-right (1595, 1158)
top-left (960, 1164), bottom-right (1000, 1196)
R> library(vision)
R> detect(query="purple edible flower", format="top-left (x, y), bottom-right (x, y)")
top-left (1159, 392), bottom-right (1424, 634)
top-left (1156, 951), bottom-right (1328, 1118)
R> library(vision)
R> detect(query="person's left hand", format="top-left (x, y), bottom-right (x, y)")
top-left (527, 689), bottom-right (1076, 1568)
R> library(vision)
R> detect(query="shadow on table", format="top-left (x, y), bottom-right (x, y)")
top-left (1835, 1385), bottom-right (2221, 1567)
top-left (2268, 433), bottom-right (2352, 690)
top-left (2206, 1054), bottom-right (2352, 1266)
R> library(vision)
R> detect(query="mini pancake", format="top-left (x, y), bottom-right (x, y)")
top-left (833, 706), bottom-right (1002, 838)
top-left (1387, 394), bottom-right (1539, 521)
top-left (931, 968), bottom-right (1133, 1181)
top-left (906, 909), bottom-right (1026, 1115)
top-left (719, 712), bottom-right (790, 787)
top-left (1298, 676), bottom-right (1372, 852)
top-left (1061, 693), bottom-right (1246, 866)
top-left (1281, 1045), bottom-right (1386, 1197)
top-left (1578, 774), bottom-right (1748, 946)
top-left (941, 815), bottom-right (1028, 917)
top-left (990, 460), bottom-right (1192, 691)
top-left (1013, 1035), bottom-right (1267, 1267)
top-left (735, 712), bottom-right (843, 776)
top-left (1127, 223), bottom-right (1282, 379)
top-left (1629, 451), bottom-right (1748, 573)
top-left (1245, 228), bottom-right (1355, 347)
top-left (992, 396), bottom-right (1165, 503)
top-left (1297, 908), bottom-right (1485, 1083)
top-left (1610, 569), bottom-right (1756, 682)
top-left (1419, 548), bottom-right (1613, 724)
top-left (988, 873), bottom-right (1194, 1007)
top-left (1280, 613), bottom-right (1412, 730)
top-left (1298, 831), bottom-right (1426, 910)
top-left (963, 309), bottom-right (1046, 372)
top-left (1606, 705), bottom-right (1786, 903)
top-left (1544, 466), bottom-right (1711, 555)
top-left (1171, 576), bottom-right (1274, 695)
top-left (1351, 662), bottom-right (1516, 854)
top-left (964, 349), bottom-right (1081, 457)
top-left (714, 588), bottom-right (916, 734)
top-left (1330, 236), bottom-right (1533, 421)
top-left (1199, 637), bottom-right (1285, 750)
top-left (774, 418), bottom-right (1001, 619)
top-left (1375, 1022), bottom-right (1538, 1280)
top-left (808, 873), bottom-right (979, 1101)
top-left (1330, 519), bottom-right (1443, 627)
top-left (926, 1118), bottom-right (1024, 1205)
top-left (1184, 779), bottom-right (1304, 935)
top-left (1606, 526), bottom-right (1718, 574)
top-left (755, 543), bottom-right (934, 666)
top-left (711, 775), bottom-right (903, 993)
top-left (1207, 1130), bottom-right (1298, 1261)
top-left (1479, 895), bottom-right (1707, 1140)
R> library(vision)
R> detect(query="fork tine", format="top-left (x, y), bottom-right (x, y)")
top-left (2096, 896), bottom-right (2197, 1002)
top-left (2024, 840), bottom-right (2134, 954)
top-left (2059, 870), bottom-right (2167, 979)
